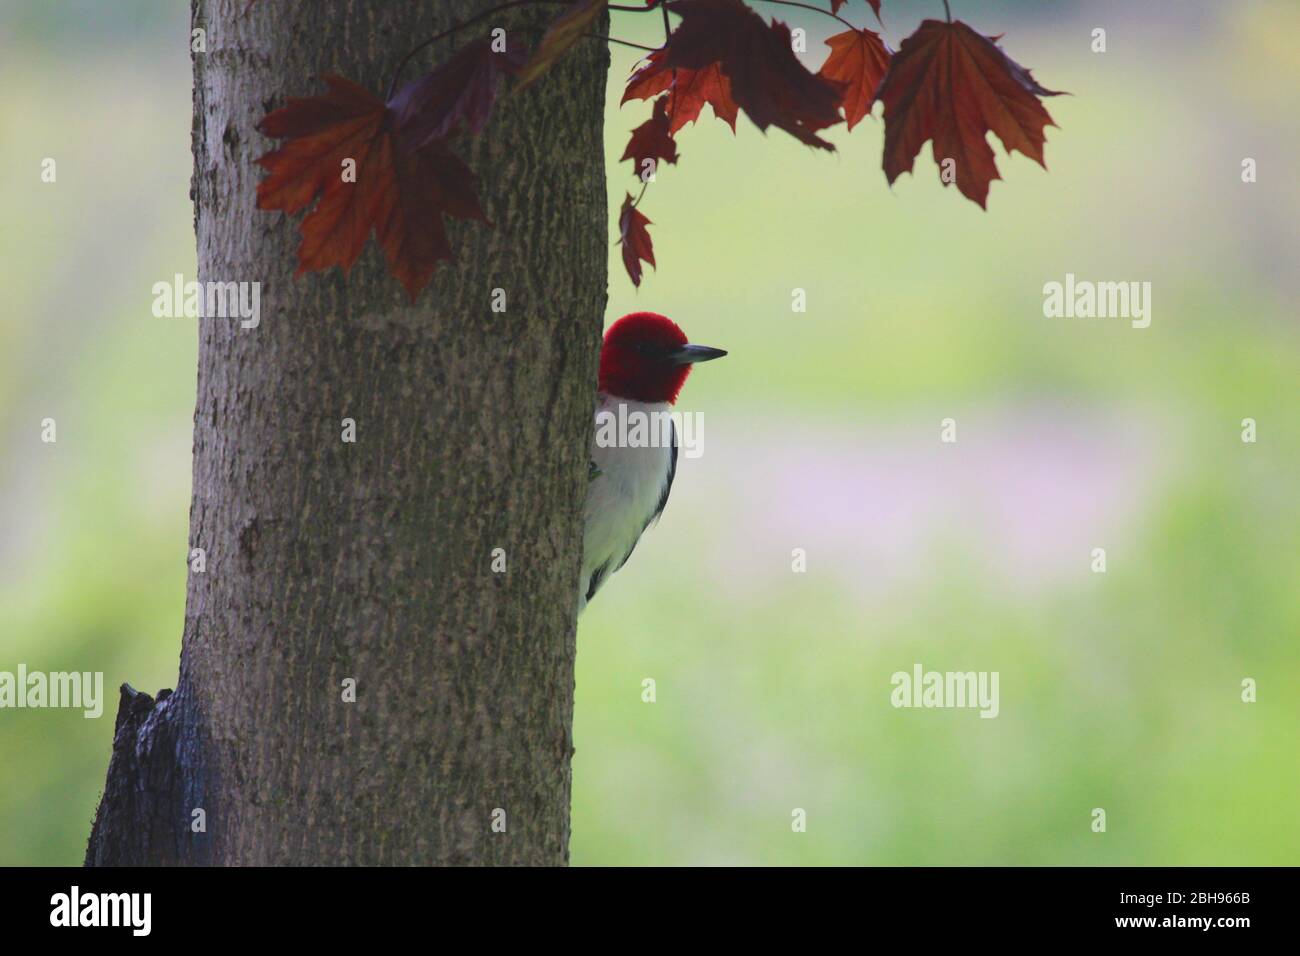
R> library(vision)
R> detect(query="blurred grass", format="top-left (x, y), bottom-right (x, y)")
top-left (1, 0), bottom-right (1297, 865)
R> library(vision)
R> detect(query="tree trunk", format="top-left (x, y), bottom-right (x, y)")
top-left (86, 0), bottom-right (608, 866)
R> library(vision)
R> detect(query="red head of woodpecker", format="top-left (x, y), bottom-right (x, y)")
top-left (580, 311), bottom-right (726, 613)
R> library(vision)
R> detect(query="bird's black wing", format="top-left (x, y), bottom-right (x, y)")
top-left (651, 418), bottom-right (678, 526)
top-left (585, 560), bottom-right (610, 605)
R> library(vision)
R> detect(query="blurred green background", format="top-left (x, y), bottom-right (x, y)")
top-left (1, 0), bottom-right (1296, 865)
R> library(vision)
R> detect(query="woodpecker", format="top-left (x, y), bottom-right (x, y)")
top-left (579, 312), bottom-right (726, 613)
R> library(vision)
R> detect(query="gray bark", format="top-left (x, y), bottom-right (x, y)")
top-left (86, 0), bottom-right (608, 866)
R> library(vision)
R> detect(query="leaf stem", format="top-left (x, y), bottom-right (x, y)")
top-left (632, 178), bottom-right (650, 209)
top-left (942, 0), bottom-right (952, 21)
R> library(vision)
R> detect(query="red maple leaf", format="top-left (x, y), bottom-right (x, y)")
top-left (621, 96), bottom-right (679, 177)
top-left (517, 0), bottom-right (607, 88)
top-left (623, 50), bottom-right (738, 134)
top-left (389, 38), bottom-right (525, 148)
top-left (875, 19), bottom-right (1064, 208)
top-left (818, 28), bottom-right (890, 131)
top-left (618, 194), bottom-right (655, 287)
top-left (256, 74), bottom-right (487, 301)
top-left (643, 0), bottom-right (844, 149)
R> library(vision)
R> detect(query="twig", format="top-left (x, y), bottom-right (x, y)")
top-left (594, 35), bottom-right (659, 52)
top-left (388, 0), bottom-right (660, 100)
top-left (749, 0), bottom-right (857, 32)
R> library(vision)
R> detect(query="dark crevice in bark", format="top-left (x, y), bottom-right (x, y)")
top-left (85, 685), bottom-right (205, 866)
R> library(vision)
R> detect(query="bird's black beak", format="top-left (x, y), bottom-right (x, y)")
top-left (667, 343), bottom-right (728, 366)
